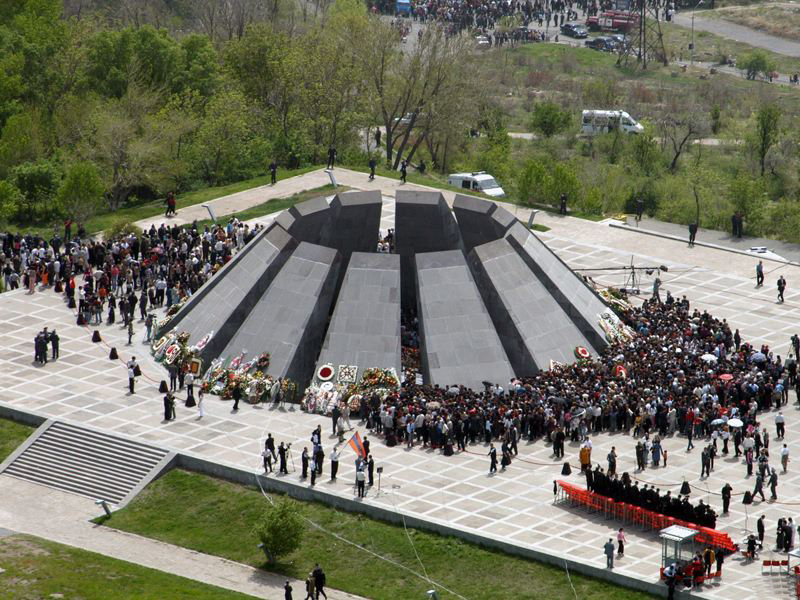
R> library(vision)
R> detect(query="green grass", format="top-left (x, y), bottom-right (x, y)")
top-left (102, 469), bottom-right (657, 600)
top-left (0, 417), bottom-right (34, 462)
top-left (190, 184), bottom-right (347, 230)
top-left (0, 534), bottom-right (256, 599)
top-left (530, 223), bottom-right (551, 232)
top-left (0, 165), bottom-right (321, 238)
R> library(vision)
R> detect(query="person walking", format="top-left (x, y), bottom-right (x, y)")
top-left (757, 515), bottom-right (765, 549)
top-left (756, 260), bottom-right (764, 287)
top-left (128, 365), bottom-right (136, 394)
top-left (776, 413), bottom-right (786, 439)
top-left (197, 388), bottom-right (205, 418)
top-left (284, 580), bottom-right (293, 600)
top-left (400, 159), bottom-right (407, 184)
top-left (753, 471), bottom-right (766, 501)
top-left (232, 384), bottom-right (241, 412)
top-left (778, 275), bottom-right (786, 303)
top-left (304, 574), bottom-right (315, 600)
top-left (488, 443), bottom-right (497, 473)
top-left (781, 443), bottom-right (790, 473)
top-left (617, 527), bottom-right (627, 557)
top-left (604, 538), bottom-right (615, 569)
top-left (769, 468), bottom-right (778, 500)
top-left (688, 222), bottom-right (698, 246)
top-left (368, 157), bottom-right (376, 181)
top-left (559, 192), bottom-right (568, 215)
top-left (312, 564), bottom-right (328, 600)
top-left (269, 160), bottom-right (278, 185)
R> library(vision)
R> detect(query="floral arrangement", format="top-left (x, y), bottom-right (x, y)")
top-left (337, 365), bottom-right (358, 384)
top-left (280, 378), bottom-right (298, 403)
top-left (402, 346), bottom-right (421, 370)
top-left (360, 367), bottom-right (399, 390)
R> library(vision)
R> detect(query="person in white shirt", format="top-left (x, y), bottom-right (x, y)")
top-left (781, 443), bottom-right (790, 473)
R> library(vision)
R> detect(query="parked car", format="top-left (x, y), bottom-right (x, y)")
top-left (608, 34), bottom-right (630, 50)
top-left (560, 22), bottom-right (588, 38)
top-left (584, 36), bottom-right (615, 51)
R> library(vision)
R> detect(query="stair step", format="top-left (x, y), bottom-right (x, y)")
top-left (16, 448), bottom-right (143, 487)
top-left (1, 420), bottom-right (169, 505)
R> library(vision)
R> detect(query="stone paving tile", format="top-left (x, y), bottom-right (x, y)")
top-left (8, 205), bottom-right (800, 599)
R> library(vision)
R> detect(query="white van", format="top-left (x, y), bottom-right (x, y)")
top-left (448, 171), bottom-right (506, 198)
top-left (581, 110), bottom-right (644, 135)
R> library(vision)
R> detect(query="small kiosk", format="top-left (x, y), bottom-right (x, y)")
top-left (659, 525), bottom-right (698, 574)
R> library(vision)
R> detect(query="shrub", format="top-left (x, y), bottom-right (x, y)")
top-left (253, 498), bottom-right (304, 565)
top-left (106, 220), bottom-right (143, 240)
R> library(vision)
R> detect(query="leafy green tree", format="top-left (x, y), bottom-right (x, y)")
top-left (0, 108), bottom-right (45, 176)
top-left (738, 50), bottom-right (776, 81)
top-left (754, 104), bottom-right (780, 176)
top-left (85, 26), bottom-right (182, 98)
top-left (529, 101), bottom-right (572, 138)
top-left (56, 161), bottom-right (105, 226)
top-left (729, 173), bottom-right (767, 234)
top-left (253, 499), bottom-right (304, 565)
top-left (0, 179), bottom-right (20, 220)
top-left (175, 34), bottom-right (220, 98)
top-left (627, 130), bottom-right (661, 175)
top-left (10, 159), bottom-right (60, 221)
top-left (190, 89), bottom-right (253, 185)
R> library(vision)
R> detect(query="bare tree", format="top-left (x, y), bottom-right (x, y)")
top-left (659, 111), bottom-right (707, 173)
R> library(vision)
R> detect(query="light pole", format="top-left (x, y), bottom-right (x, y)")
top-left (690, 0), bottom-right (704, 66)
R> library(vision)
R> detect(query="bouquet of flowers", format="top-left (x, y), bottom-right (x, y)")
top-left (280, 378), bottom-right (298, 403)
top-left (360, 368), bottom-right (399, 390)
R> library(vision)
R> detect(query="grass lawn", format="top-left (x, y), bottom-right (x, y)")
top-left (0, 534), bottom-right (256, 599)
top-left (0, 417), bottom-right (34, 462)
top-left (190, 184), bottom-right (347, 231)
top-left (102, 469), bottom-right (657, 600)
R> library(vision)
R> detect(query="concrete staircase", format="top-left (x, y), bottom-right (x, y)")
top-left (0, 420), bottom-right (173, 506)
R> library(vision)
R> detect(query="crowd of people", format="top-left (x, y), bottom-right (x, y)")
top-left (1, 217), bottom-right (264, 326)
top-left (346, 293), bottom-right (794, 531)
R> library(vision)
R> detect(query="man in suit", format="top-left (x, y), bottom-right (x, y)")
top-left (488, 444), bottom-right (497, 473)
top-left (278, 442), bottom-right (288, 474)
top-left (49, 329), bottom-right (59, 359)
top-left (604, 538), bottom-right (615, 569)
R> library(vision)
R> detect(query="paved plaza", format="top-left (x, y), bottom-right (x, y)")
top-left (3, 172), bottom-right (800, 599)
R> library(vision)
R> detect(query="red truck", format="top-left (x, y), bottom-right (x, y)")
top-left (586, 10), bottom-right (639, 33)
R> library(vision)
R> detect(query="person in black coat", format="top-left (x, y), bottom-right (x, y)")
top-left (488, 444), bottom-right (497, 473)
top-left (232, 385), bottom-right (241, 411)
top-left (301, 447), bottom-right (309, 479)
top-left (367, 455), bottom-right (374, 486)
top-left (163, 393), bottom-right (173, 421)
top-left (49, 329), bottom-right (59, 359)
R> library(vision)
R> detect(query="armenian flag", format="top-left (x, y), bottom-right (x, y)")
top-left (348, 431), bottom-right (366, 459)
